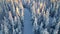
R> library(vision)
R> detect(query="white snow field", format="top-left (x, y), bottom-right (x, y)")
top-left (23, 8), bottom-right (34, 34)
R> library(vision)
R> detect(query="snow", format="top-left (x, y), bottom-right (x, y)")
top-left (23, 8), bottom-right (33, 34)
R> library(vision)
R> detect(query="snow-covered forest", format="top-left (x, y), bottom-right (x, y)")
top-left (0, 0), bottom-right (60, 34)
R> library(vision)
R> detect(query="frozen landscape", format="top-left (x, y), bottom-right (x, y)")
top-left (0, 0), bottom-right (60, 34)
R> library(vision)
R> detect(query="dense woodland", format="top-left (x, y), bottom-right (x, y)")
top-left (0, 0), bottom-right (60, 34)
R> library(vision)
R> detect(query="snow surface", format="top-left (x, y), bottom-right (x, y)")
top-left (23, 8), bottom-right (34, 34)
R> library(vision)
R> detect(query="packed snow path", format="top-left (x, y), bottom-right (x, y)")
top-left (23, 8), bottom-right (33, 34)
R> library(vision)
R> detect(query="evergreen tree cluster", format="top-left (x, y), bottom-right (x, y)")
top-left (0, 0), bottom-right (60, 34)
